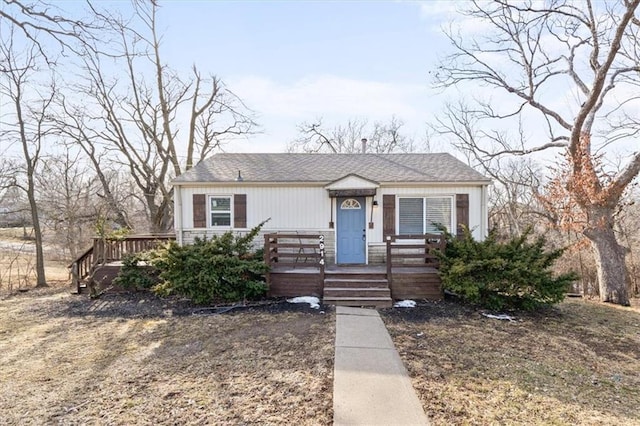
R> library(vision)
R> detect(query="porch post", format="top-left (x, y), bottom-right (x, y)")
top-left (264, 234), bottom-right (271, 287)
top-left (386, 235), bottom-right (392, 290)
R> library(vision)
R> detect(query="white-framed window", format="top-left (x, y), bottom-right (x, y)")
top-left (209, 195), bottom-right (232, 227)
top-left (340, 198), bottom-right (362, 209)
top-left (398, 196), bottom-right (453, 234)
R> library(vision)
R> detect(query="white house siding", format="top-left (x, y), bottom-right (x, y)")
top-left (176, 185), bottom-right (336, 263)
top-left (175, 183), bottom-right (486, 264)
top-left (179, 185), bottom-right (330, 230)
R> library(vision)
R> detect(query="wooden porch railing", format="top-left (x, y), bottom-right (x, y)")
top-left (69, 234), bottom-right (175, 293)
top-left (92, 235), bottom-right (175, 263)
top-left (385, 234), bottom-right (447, 285)
top-left (264, 233), bottom-right (326, 283)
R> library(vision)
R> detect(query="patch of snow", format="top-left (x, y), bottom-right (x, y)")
top-left (482, 313), bottom-right (515, 321)
top-left (394, 300), bottom-right (416, 308)
top-left (287, 296), bottom-right (320, 309)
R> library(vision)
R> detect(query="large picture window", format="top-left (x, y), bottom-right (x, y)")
top-left (398, 197), bottom-right (452, 234)
top-left (210, 196), bottom-right (231, 227)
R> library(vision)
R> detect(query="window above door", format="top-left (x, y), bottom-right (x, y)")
top-left (340, 198), bottom-right (362, 209)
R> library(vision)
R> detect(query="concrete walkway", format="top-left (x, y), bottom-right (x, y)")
top-left (333, 306), bottom-right (429, 425)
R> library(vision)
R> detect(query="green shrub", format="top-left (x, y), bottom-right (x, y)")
top-left (149, 222), bottom-right (268, 304)
top-left (112, 253), bottom-right (157, 290)
top-left (437, 227), bottom-right (578, 311)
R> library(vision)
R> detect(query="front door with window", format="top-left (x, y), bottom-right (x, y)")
top-left (336, 197), bottom-right (366, 264)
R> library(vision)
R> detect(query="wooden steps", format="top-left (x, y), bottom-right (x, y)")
top-left (323, 269), bottom-right (392, 308)
top-left (323, 278), bottom-right (388, 288)
top-left (323, 296), bottom-right (392, 308)
top-left (76, 264), bottom-right (125, 295)
top-left (324, 287), bottom-right (391, 298)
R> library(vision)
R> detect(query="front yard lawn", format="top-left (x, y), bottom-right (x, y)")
top-left (382, 298), bottom-right (640, 425)
top-left (0, 288), bottom-right (334, 425)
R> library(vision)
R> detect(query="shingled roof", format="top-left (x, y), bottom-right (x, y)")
top-left (172, 153), bottom-right (491, 184)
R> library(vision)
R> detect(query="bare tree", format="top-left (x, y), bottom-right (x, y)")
top-left (51, 96), bottom-right (132, 229)
top-left (617, 188), bottom-right (640, 296)
top-left (0, 31), bottom-right (54, 287)
top-left (433, 0), bottom-right (640, 305)
top-left (71, 1), bottom-right (255, 232)
top-left (488, 159), bottom-right (547, 238)
top-left (0, 162), bottom-right (32, 234)
top-left (36, 151), bottom-right (105, 259)
top-left (0, 0), bottom-right (99, 64)
top-left (289, 116), bottom-right (416, 153)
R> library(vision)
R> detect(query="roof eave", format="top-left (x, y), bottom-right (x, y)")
top-left (173, 179), bottom-right (492, 186)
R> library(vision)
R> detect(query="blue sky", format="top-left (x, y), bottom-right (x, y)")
top-left (152, 1), bottom-right (454, 152)
top-left (160, 1), bottom-right (438, 82)
top-left (5, 1), bottom-right (635, 164)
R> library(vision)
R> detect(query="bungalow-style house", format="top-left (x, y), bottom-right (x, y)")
top-left (172, 152), bottom-right (491, 307)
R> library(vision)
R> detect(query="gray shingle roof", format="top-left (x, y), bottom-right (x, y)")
top-left (172, 153), bottom-right (491, 184)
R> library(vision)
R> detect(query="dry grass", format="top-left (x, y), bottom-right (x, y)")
top-left (0, 227), bottom-right (28, 240)
top-left (0, 251), bottom-right (68, 292)
top-left (0, 288), bottom-right (334, 425)
top-left (382, 298), bottom-right (640, 426)
top-left (0, 227), bottom-right (72, 294)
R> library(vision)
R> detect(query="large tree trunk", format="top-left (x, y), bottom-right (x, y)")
top-left (13, 70), bottom-right (48, 288)
top-left (25, 168), bottom-right (47, 287)
top-left (584, 207), bottom-right (629, 305)
top-left (145, 195), bottom-right (173, 234)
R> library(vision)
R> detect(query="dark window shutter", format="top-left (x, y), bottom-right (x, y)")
top-left (193, 194), bottom-right (207, 228)
top-left (456, 194), bottom-right (469, 238)
top-left (383, 194), bottom-right (396, 238)
top-left (234, 194), bottom-right (247, 228)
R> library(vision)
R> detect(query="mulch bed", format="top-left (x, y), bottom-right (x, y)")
top-left (6, 285), bottom-right (331, 319)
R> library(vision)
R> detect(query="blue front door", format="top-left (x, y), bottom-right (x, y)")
top-left (337, 197), bottom-right (366, 264)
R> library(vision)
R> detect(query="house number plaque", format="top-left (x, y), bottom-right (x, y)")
top-left (318, 235), bottom-right (325, 265)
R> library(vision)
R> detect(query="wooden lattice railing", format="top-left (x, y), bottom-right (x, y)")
top-left (385, 233), bottom-right (447, 278)
top-left (264, 233), bottom-right (326, 282)
top-left (69, 234), bottom-right (175, 293)
top-left (92, 235), bottom-right (175, 262)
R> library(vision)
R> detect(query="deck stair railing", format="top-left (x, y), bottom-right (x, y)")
top-left (69, 234), bottom-right (175, 293)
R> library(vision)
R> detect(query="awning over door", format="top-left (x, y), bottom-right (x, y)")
top-left (325, 173), bottom-right (379, 197)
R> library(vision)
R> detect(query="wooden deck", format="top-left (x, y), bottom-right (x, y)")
top-left (70, 235), bottom-right (175, 294)
top-left (265, 233), bottom-right (446, 307)
top-left (268, 264), bottom-right (442, 305)
top-left (70, 232), bottom-right (446, 307)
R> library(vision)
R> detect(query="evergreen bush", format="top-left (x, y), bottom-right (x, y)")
top-left (150, 222), bottom-right (268, 304)
top-left (112, 253), bottom-right (157, 290)
top-left (437, 227), bottom-right (578, 311)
